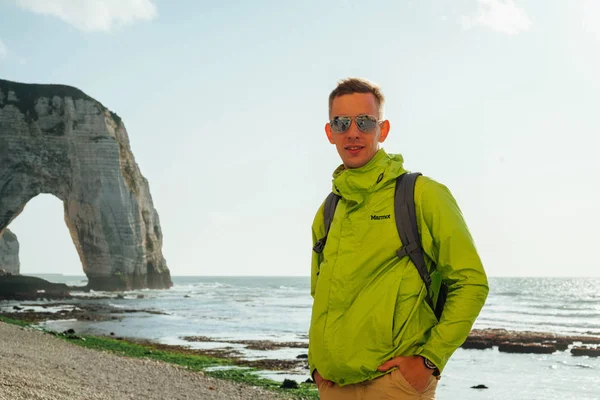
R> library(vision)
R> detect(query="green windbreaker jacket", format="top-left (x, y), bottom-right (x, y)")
top-left (308, 149), bottom-right (489, 386)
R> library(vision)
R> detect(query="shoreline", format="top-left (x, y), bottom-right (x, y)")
top-left (0, 319), bottom-right (310, 400)
top-left (2, 300), bottom-right (600, 355)
top-left (1, 300), bottom-right (599, 373)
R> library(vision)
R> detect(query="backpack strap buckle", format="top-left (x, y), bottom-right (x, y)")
top-left (313, 238), bottom-right (326, 254)
top-left (396, 242), bottom-right (420, 259)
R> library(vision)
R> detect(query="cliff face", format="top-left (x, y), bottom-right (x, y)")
top-left (0, 79), bottom-right (171, 290)
top-left (0, 229), bottom-right (19, 274)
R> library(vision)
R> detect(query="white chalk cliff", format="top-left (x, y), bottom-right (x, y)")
top-left (0, 79), bottom-right (171, 290)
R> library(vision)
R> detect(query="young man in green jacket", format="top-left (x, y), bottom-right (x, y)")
top-left (308, 78), bottom-right (489, 399)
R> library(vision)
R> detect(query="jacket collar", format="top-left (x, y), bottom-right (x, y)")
top-left (331, 149), bottom-right (405, 207)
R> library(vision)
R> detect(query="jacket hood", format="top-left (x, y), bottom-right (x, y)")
top-left (331, 148), bottom-right (406, 206)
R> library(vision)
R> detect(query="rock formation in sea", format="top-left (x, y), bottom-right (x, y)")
top-left (0, 228), bottom-right (19, 274)
top-left (0, 79), bottom-right (172, 290)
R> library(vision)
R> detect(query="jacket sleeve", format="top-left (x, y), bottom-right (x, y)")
top-left (415, 179), bottom-right (489, 373)
top-left (308, 202), bottom-right (326, 379)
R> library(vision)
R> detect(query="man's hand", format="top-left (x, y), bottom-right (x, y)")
top-left (313, 370), bottom-right (334, 388)
top-left (378, 356), bottom-right (433, 393)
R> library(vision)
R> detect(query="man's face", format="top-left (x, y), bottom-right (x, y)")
top-left (326, 93), bottom-right (390, 169)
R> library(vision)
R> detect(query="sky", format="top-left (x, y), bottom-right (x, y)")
top-left (0, 0), bottom-right (599, 277)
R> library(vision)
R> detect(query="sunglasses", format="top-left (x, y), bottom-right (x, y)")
top-left (329, 114), bottom-right (380, 134)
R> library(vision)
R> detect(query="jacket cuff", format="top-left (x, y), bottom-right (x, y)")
top-left (416, 348), bottom-right (446, 375)
top-left (310, 367), bottom-right (319, 383)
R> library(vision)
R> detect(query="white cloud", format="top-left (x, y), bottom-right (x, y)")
top-left (460, 0), bottom-right (532, 35)
top-left (15, 0), bottom-right (157, 32)
top-left (0, 39), bottom-right (7, 58)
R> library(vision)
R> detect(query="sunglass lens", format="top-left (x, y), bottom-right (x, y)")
top-left (355, 115), bottom-right (377, 132)
top-left (331, 117), bottom-right (351, 133)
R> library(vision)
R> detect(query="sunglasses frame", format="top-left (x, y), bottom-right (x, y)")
top-left (329, 114), bottom-right (381, 134)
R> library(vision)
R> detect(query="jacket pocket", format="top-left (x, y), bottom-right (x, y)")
top-left (395, 285), bottom-right (439, 349)
top-left (325, 266), bottom-right (403, 376)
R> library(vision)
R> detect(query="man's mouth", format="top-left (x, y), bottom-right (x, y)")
top-left (345, 146), bottom-right (364, 151)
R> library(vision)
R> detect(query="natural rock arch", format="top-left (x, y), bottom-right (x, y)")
top-left (0, 79), bottom-right (171, 290)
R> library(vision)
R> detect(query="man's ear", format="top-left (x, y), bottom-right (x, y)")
top-left (325, 123), bottom-right (335, 144)
top-left (378, 120), bottom-right (390, 143)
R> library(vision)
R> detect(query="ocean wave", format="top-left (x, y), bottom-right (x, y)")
top-left (493, 291), bottom-right (526, 297)
top-left (557, 361), bottom-right (595, 369)
top-left (170, 282), bottom-right (234, 291)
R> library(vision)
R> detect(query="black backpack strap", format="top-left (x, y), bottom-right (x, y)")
top-left (313, 192), bottom-right (341, 254)
top-left (394, 172), bottom-right (437, 315)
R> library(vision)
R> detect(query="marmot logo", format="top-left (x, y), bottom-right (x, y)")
top-left (370, 214), bottom-right (391, 220)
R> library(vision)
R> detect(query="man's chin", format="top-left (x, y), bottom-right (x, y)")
top-left (343, 159), bottom-right (368, 169)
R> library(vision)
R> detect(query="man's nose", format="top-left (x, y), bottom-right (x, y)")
top-left (346, 121), bottom-right (361, 138)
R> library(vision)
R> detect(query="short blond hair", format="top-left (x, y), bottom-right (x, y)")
top-left (328, 77), bottom-right (385, 118)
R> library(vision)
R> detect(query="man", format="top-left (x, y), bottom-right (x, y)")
top-left (308, 78), bottom-right (489, 399)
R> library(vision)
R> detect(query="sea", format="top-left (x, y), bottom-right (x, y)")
top-left (2, 276), bottom-right (599, 400)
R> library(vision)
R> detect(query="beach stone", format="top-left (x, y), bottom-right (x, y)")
top-left (280, 379), bottom-right (299, 389)
top-left (0, 78), bottom-right (171, 291)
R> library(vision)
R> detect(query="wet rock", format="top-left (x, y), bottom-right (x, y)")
top-left (61, 329), bottom-right (81, 340)
top-left (543, 340), bottom-right (569, 351)
top-left (116, 294), bottom-right (125, 299)
top-left (305, 378), bottom-right (314, 384)
top-left (0, 275), bottom-right (72, 300)
top-left (471, 384), bottom-right (488, 389)
top-left (468, 328), bottom-right (600, 347)
top-left (12, 305), bottom-right (23, 310)
top-left (110, 332), bottom-right (115, 336)
top-left (296, 354), bottom-right (308, 359)
top-left (137, 294), bottom-right (145, 299)
top-left (498, 342), bottom-right (556, 354)
top-left (461, 338), bottom-right (493, 350)
top-left (280, 379), bottom-right (299, 389)
top-left (571, 346), bottom-right (600, 357)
